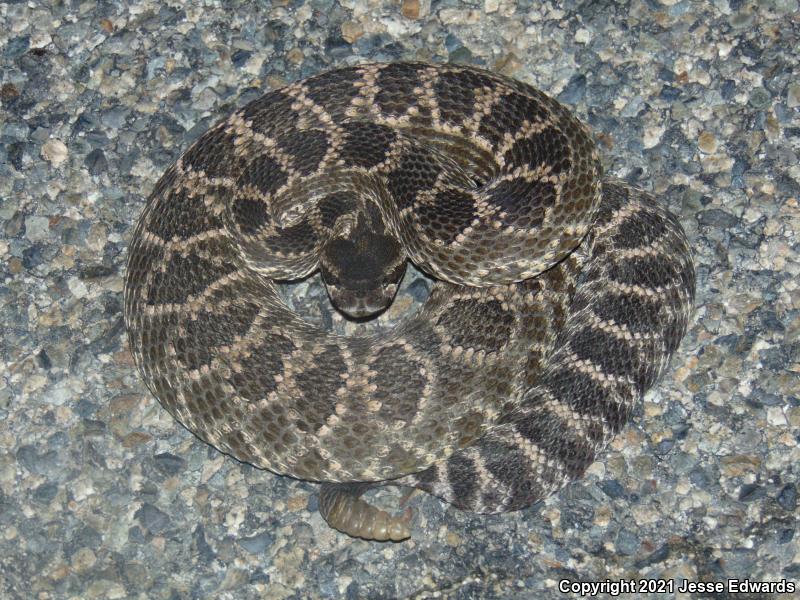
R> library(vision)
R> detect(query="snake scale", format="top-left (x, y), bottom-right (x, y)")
top-left (124, 62), bottom-right (695, 541)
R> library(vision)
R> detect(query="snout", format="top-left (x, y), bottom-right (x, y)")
top-left (326, 284), bottom-right (398, 319)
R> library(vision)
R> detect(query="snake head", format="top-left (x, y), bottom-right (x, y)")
top-left (320, 214), bottom-right (406, 319)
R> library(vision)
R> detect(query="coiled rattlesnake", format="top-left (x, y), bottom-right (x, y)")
top-left (124, 63), bottom-right (694, 541)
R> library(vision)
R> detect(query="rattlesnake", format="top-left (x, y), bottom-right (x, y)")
top-left (124, 62), bottom-right (695, 541)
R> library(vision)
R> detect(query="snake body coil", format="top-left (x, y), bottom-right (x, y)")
top-left (124, 63), bottom-right (694, 541)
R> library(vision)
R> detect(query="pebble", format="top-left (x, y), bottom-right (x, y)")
top-left (615, 529), bottom-right (640, 555)
top-left (67, 276), bottom-right (89, 299)
top-left (787, 83), bottom-right (800, 107)
top-left (766, 406), bottom-right (787, 426)
top-left (642, 124), bottom-right (666, 149)
top-left (719, 454), bottom-right (761, 478)
top-left (153, 452), bottom-right (187, 476)
top-left (738, 483), bottom-right (767, 502)
top-left (339, 21), bottom-right (362, 44)
top-left (697, 130), bottom-right (717, 153)
top-left (238, 531), bottom-right (274, 554)
top-left (41, 138), bottom-right (68, 166)
top-left (70, 547), bottom-right (97, 572)
top-left (135, 504), bottom-right (170, 534)
top-left (749, 87), bottom-right (772, 108)
top-left (401, 0), bottom-right (421, 19)
top-left (777, 484), bottom-right (797, 511)
top-left (84, 148), bottom-right (108, 175)
top-left (24, 215), bottom-right (51, 243)
top-left (574, 28), bottom-right (591, 44)
top-left (558, 74), bottom-right (586, 104)
top-left (696, 208), bottom-right (738, 228)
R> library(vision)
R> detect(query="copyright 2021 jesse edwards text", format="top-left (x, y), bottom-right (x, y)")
top-left (558, 577), bottom-right (796, 596)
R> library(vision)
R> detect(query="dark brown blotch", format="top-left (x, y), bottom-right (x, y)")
top-left (486, 178), bottom-right (555, 228)
top-left (304, 67), bottom-right (363, 116)
top-left (433, 70), bottom-right (479, 127)
top-left (293, 345), bottom-right (346, 431)
top-left (338, 121), bottom-right (397, 169)
top-left (263, 219), bottom-right (319, 257)
top-left (446, 452), bottom-right (479, 509)
top-left (181, 128), bottom-right (241, 178)
top-left (147, 254), bottom-right (237, 305)
top-left (478, 91), bottom-right (550, 148)
top-left (369, 345), bottom-right (425, 424)
top-left (414, 188), bottom-right (476, 244)
top-left (568, 325), bottom-right (647, 390)
top-left (501, 127), bottom-right (571, 174)
top-left (278, 128), bottom-right (329, 176)
top-left (511, 408), bottom-right (597, 479)
top-left (611, 207), bottom-right (669, 249)
top-left (479, 436), bottom-right (546, 510)
top-left (436, 299), bottom-right (515, 353)
top-left (176, 301), bottom-right (261, 371)
top-left (386, 148), bottom-right (443, 211)
top-left (374, 63), bottom-right (428, 117)
top-left (317, 192), bottom-right (359, 230)
top-left (241, 90), bottom-right (299, 137)
top-left (607, 254), bottom-right (679, 290)
top-left (147, 188), bottom-right (223, 242)
top-left (539, 367), bottom-right (631, 434)
top-left (229, 197), bottom-right (270, 235)
top-left (228, 332), bottom-right (296, 401)
top-left (237, 154), bottom-right (289, 197)
top-left (590, 290), bottom-right (664, 336)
